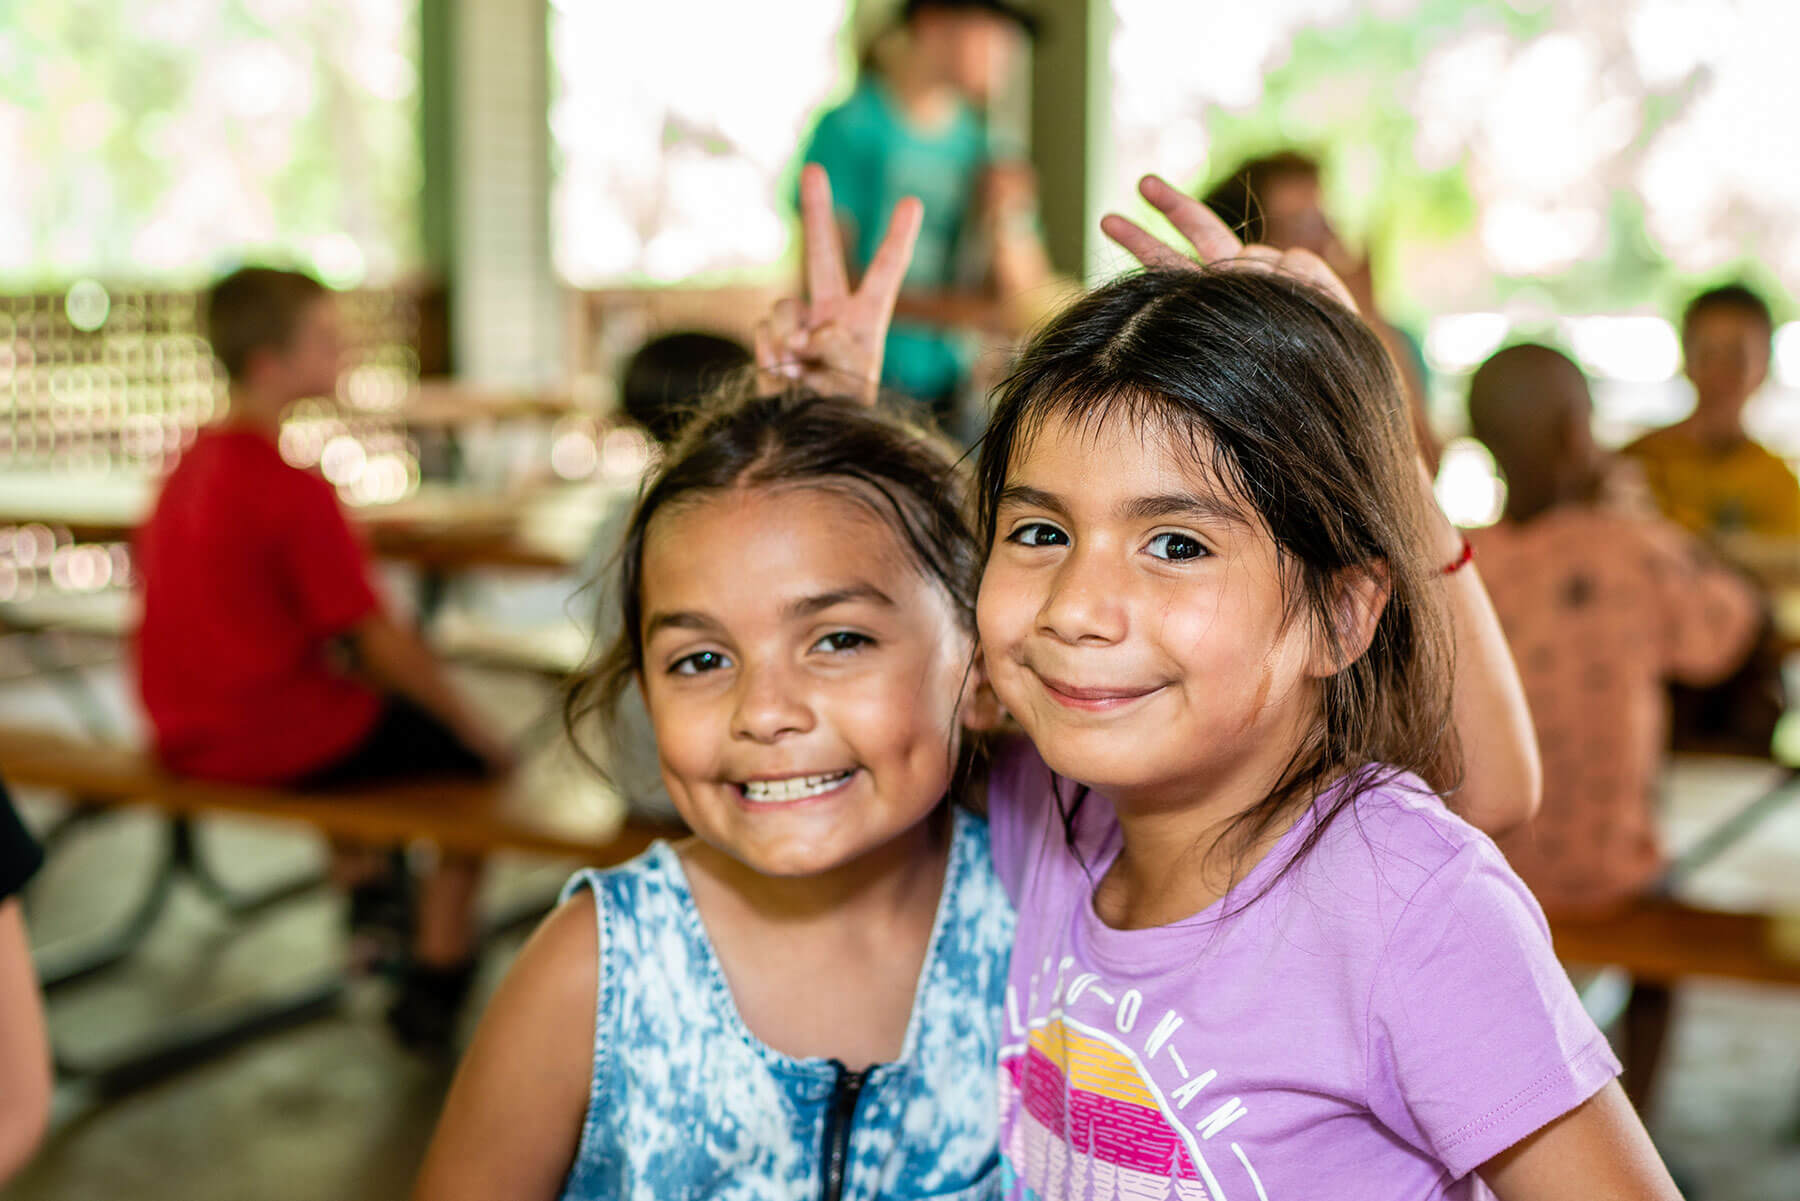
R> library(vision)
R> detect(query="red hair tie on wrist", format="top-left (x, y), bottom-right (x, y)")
top-left (1439, 536), bottom-right (1474, 576)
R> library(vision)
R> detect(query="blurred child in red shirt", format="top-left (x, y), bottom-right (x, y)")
top-left (135, 267), bottom-right (510, 1048)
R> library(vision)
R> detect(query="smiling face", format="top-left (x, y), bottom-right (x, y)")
top-left (977, 411), bottom-right (1329, 814)
top-left (637, 484), bottom-right (976, 878)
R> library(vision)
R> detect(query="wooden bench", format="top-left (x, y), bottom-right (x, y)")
top-left (0, 724), bottom-right (665, 862)
top-left (0, 723), bottom-right (680, 1098)
top-left (1549, 901), bottom-right (1800, 988)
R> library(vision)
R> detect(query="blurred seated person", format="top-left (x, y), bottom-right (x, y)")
top-left (1466, 344), bottom-right (1759, 1120)
top-left (801, 0), bottom-right (1066, 420)
top-left (570, 331), bottom-right (752, 821)
top-left (134, 267), bottom-right (511, 1050)
top-left (1624, 283), bottom-right (1800, 544)
top-left (1623, 284), bottom-right (1796, 753)
top-left (0, 781), bottom-right (49, 1186)
top-left (1204, 151), bottom-right (1438, 465)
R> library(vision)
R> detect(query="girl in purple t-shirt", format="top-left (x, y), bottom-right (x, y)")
top-left (963, 182), bottom-right (1680, 1199)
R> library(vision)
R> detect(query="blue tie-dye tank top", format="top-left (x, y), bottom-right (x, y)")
top-left (556, 806), bottom-right (1015, 1201)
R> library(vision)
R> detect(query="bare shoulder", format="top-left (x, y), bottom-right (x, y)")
top-left (410, 891), bottom-right (598, 1201)
top-left (502, 889), bottom-right (601, 1021)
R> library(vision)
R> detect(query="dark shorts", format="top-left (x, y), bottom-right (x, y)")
top-left (299, 696), bottom-right (491, 790)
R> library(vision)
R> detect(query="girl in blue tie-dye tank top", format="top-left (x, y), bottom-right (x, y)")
top-left (413, 175), bottom-right (1014, 1201)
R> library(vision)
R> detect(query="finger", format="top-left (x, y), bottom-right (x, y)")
top-left (770, 297), bottom-right (805, 341)
top-left (1236, 244), bottom-right (1283, 265)
top-left (1099, 213), bottom-right (1198, 272)
top-left (856, 195), bottom-right (923, 315)
top-left (1138, 174), bottom-right (1243, 263)
top-left (807, 326), bottom-right (882, 407)
top-left (752, 318), bottom-right (774, 370)
top-left (807, 325), bottom-right (864, 377)
top-left (1279, 248), bottom-right (1357, 311)
top-left (800, 163), bottom-right (850, 305)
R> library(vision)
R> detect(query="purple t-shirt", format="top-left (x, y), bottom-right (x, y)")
top-left (988, 739), bottom-right (1620, 1201)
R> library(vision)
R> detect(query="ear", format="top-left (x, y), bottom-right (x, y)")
top-left (958, 648), bottom-right (1007, 732)
top-left (1307, 563), bottom-right (1390, 679)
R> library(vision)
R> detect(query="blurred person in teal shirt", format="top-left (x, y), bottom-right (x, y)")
top-left (801, 0), bottom-right (1056, 420)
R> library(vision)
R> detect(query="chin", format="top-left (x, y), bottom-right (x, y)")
top-left (734, 830), bottom-right (871, 878)
top-left (1030, 739), bottom-right (1157, 798)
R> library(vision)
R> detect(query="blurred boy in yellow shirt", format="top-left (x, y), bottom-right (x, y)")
top-left (1624, 283), bottom-right (1800, 541)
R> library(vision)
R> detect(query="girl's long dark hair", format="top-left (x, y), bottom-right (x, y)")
top-left (566, 384), bottom-right (986, 794)
top-left (976, 267), bottom-right (1462, 897)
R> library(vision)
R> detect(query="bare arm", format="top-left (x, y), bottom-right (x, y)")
top-left (1104, 175), bottom-right (1541, 835)
top-left (1478, 1082), bottom-right (1680, 1200)
top-left (412, 894), bottom-right (598, 1200)
top-left (348, 613), bottom-right (512, 771)
top-left (0, 899), bottom-right (50, 1187)
top-left (1422, 463), bottom-right (1541, 835)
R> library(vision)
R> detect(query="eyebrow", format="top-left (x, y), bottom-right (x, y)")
top-left (998, 482), bottom-right (1250, 530)
top-left (997, 484), bottom-right (1069, 520)
top-left (1119, 492), bottom-right (1251, 530)
top-left (642, 584), bottom-right (895, 642)
top-left (642, 610), bottom-right (723, 642)
top-left (783, 584), bottom-right (895, 620)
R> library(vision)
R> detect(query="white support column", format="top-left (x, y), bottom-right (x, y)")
top-left (1030, 0), bottom-right (1111, 283)
top-left (451, 0), bottom-right (563, 387)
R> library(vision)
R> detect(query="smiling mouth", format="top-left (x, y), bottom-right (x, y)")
top-left (737, 770), bottom-right (857, 804)
top-left (1034, 673), bottom-right (1164, 712)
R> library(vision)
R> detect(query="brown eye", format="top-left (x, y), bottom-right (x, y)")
top-left (811, 631), bottom-right (872, 653)
top-left (1147, 532), bottom-right (1206, 561)
top-left (671, 650), bottom-right (730, 675)
top-left (1008, 522), bottom-right (1068, 547)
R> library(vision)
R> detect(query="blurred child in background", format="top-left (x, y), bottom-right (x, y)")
top-left (1624, 285), bottom-right (1795, 756)
top-left (1204, 150), bottom-right (1438, 466)
top-left (1625, 284), bottom-right (1800, 542)
top-left (1466, 343), bottom-right (1760, 1120)
top-left (134, 267), bottom-right (511, 1049)
top-left (576, 330), bottom-right (752, 820)
top-left (801, 0), bottom-right (1057, 422)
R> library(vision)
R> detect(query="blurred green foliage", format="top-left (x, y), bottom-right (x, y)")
top-left (0, 0), bottom-right (419, 287)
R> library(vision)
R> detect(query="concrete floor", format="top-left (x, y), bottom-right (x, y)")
top-left (3, 648), bottom-right (1800, 1200)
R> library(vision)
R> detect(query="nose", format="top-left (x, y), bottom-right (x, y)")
top-left (730, 659), bottom-right (815, 744)
top-left (1037, 543), bottom-right (1127, 647)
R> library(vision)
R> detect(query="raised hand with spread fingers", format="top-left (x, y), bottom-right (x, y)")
top-left (756, 163), bottom-right (923, 407)
top-left (1100, 174), bottom-right (1359, 314)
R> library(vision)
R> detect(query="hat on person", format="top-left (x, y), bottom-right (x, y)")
top-left (902, 0), bottom-right (1041, 38)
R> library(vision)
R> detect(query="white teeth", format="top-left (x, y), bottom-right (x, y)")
top-left (742, 770), bottom-right (854, 803)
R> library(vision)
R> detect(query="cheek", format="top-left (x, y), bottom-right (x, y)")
top-left (976, 562), bottom-right (1029, 646)
top-left (848, 648), bottom-right (971, 772)
top-left (641, 686), bottom-right (718, 773)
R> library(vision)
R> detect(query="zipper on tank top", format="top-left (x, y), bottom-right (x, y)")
top-left (819, 1061), bottom-right (868, 1201)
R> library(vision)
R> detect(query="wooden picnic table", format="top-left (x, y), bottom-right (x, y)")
top-left (400, 382), bottom-right (585, 426)
top-left (0, 472), bottom-right (616, 572)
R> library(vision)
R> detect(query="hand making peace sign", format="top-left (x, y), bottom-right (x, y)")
top-left (1100, 174), bottom-right (1360, 315)
top-left (756, 163), bottom-right (923, 406)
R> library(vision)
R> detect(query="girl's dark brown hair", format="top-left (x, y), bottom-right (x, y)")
top-left (566, 383), bottom-right (984, 788)
top-left (976, 266), bottom-right (1461, 896)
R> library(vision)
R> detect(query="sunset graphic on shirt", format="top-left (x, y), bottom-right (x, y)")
top-left (1000, 1019), bottom-right (1231, 1201)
